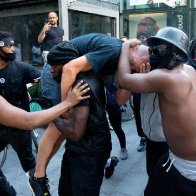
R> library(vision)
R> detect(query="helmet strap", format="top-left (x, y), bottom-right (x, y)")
top-left (167, 52), bottom-right (177, 70)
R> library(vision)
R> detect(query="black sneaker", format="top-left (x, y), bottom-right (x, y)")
top-left (137, 138), bottom-right (146, 152)
top-left (105, 156), bottom-right (119, 179)
top-left (0, 172), bottom-right (16, 196)
top-left (28, 175), bottom-right (51, 196)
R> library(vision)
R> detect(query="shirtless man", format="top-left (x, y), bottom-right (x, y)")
top-left (118, 27), bottom-right (196, 195)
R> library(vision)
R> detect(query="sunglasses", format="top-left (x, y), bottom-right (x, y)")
top-left (148, 46), bottom-right (170, 56)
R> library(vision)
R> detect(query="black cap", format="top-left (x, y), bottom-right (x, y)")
top-left (0, 37), bottom-right (15, 47)
top-left (47, 41), bottom-right (79, 66)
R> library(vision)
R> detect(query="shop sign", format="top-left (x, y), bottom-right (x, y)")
top-left (176, 13), bottom-right (184, 30)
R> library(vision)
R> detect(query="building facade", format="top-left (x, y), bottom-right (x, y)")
top-left (119, 0), bottom-right (196, 40)
top-left (0, 0), bottom-right (119, 62)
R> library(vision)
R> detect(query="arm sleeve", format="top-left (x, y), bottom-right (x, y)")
top-left (23, 63), bottom-right (41, 83)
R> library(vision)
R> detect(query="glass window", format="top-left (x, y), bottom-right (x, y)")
top-left (69, 10), bottom-right (116, 39)
top-left (189, 11), bottom-right (196, 39)
top-left (190, 0), bottom-right (196, 8)
top-left (125, 0), bottom-right (187, 10)
top-left (122, 13), bottom-right (167, 39)
top-left (0, 13), bottom-right (48, 63)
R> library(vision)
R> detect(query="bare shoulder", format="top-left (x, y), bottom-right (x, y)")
top-left (147, 68), bottom-right (174, 89)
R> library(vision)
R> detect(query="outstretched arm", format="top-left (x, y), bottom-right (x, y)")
top-left (0, 81), bottom-right (90, 130)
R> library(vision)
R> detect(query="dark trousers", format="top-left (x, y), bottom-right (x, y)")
top-left (106, 103), bottom-right (126, 148)
top-left (0, 169), bottom-right (16, 196)
top-left (146, 138), bottom-right (169, 176)
top-left (0, 128), bottom-right (35, 172)
top-left (145, 154), bottom-right (196, 196)
top-left (58, 150), bottom-right (110, 196)
top-left (132, 93), bottom-right (145, 138)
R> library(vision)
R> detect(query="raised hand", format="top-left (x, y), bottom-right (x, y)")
top-left (124, 38), bottom-right (141, 48)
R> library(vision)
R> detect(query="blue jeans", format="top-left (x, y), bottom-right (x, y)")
top-left (58, 149), bottom-right (110, 196)
top-left (41, 64), bottom-right (61, 106)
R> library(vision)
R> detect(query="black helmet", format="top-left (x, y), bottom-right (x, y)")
top-left (147, 27), bottom-right (189, 60)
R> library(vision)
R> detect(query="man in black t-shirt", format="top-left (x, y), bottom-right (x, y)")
top-left (38, 12), bottom-right (64, 106)
top-left (30, 70), bottom-right (112, 196)
top-left (56, 72), bottom-right (111, 195)
top-left (28, 34), bottom-right (139, 195)
top-left (38, 11), bottom-right (64, 64)
top-left (0, 31), bottom-right (41, 195)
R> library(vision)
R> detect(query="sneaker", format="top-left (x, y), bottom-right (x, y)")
top-left (0, 174), bottom-right (16, 196)
top-left (120, 148), bottom-right (128, 160)
top-left (28, 175), bottom-right (51, 196)
top-left (137, 138), bottom-right (146, 152)
top-left (105, 156), bottom-right (119, 179)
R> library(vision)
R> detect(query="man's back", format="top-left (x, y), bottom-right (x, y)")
top-left (70, 33), bottom-right (122, 75)
top-left (156, 64), bottom-right (196, 160)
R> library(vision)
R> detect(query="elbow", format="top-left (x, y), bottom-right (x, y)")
top-left (62, 64), bottom-right (75, 75)
top-left (118, 78), bottom-right (125, 89)
top-left (37, 37), bottom-right (42, 44)
top-left (27, 121), bottom-right (38, 130)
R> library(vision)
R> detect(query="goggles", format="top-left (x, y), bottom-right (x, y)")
top-left (148, 46), bottom-right (170, 56)
top-left (0, 37), bottom-right (15, 47)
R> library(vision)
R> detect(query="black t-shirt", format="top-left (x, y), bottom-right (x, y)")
top-left (42, 26), bottom-right (64, 51)
top-left (0, 61), bottom-right (40, 111)
top-left (65, 72), bottom-right (112, 155)
top-left (70, 33), bottom-right (122, 75)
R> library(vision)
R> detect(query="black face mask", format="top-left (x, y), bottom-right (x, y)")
top-left (149, 53), bottom-right (173, 70)
top-left (0, 50), bottom-right (16, 62)
top-left (53, 72), bottom-right (62, 83)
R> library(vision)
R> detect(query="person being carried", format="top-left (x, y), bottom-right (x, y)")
top-left (118, 26), bottom-right (196, 195)
top-left (29, 33), bottom-right (139, 195)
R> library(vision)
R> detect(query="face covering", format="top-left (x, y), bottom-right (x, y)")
top-left (0, 50), bottom-right (16, 62)
top-left (149, 52), bottom-right (173, 70)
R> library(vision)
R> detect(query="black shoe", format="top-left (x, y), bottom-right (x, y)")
top-left (105, 156), bottom-right (119, 179)
top-left (0, 174), bottom-right (16, 196)
top-left (137, 138), bottom-right (146, 152)
top-left (28, 175), bottom-right (51, 196)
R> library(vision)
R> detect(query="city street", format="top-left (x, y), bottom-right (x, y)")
top-left (1, 118), bottom-right (148, 196)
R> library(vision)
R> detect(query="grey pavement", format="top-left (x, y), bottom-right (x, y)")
top-left (1, 118), bottom-right (148, 196)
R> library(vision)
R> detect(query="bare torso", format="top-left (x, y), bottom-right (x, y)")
top-left (158, 64), bottom-right (196, 161)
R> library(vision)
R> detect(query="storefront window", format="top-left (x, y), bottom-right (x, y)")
top-left (189, 11), bottom-right (196, 39)
top-left (190, 0), bottom-right (196, 8)
top-left (120, 0), bottom-right (193, 40)
top-left (126, 0), bottom-right (187, 9)
top-left (69, 10), bottom-right (115, 39)
top-left (124, 13), bottom-right (167, 39)
top-left (0, 13), bottom-right (47, 63)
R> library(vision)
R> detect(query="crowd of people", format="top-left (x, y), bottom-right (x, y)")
top-left (0, 10), bottom-right (196, 196)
